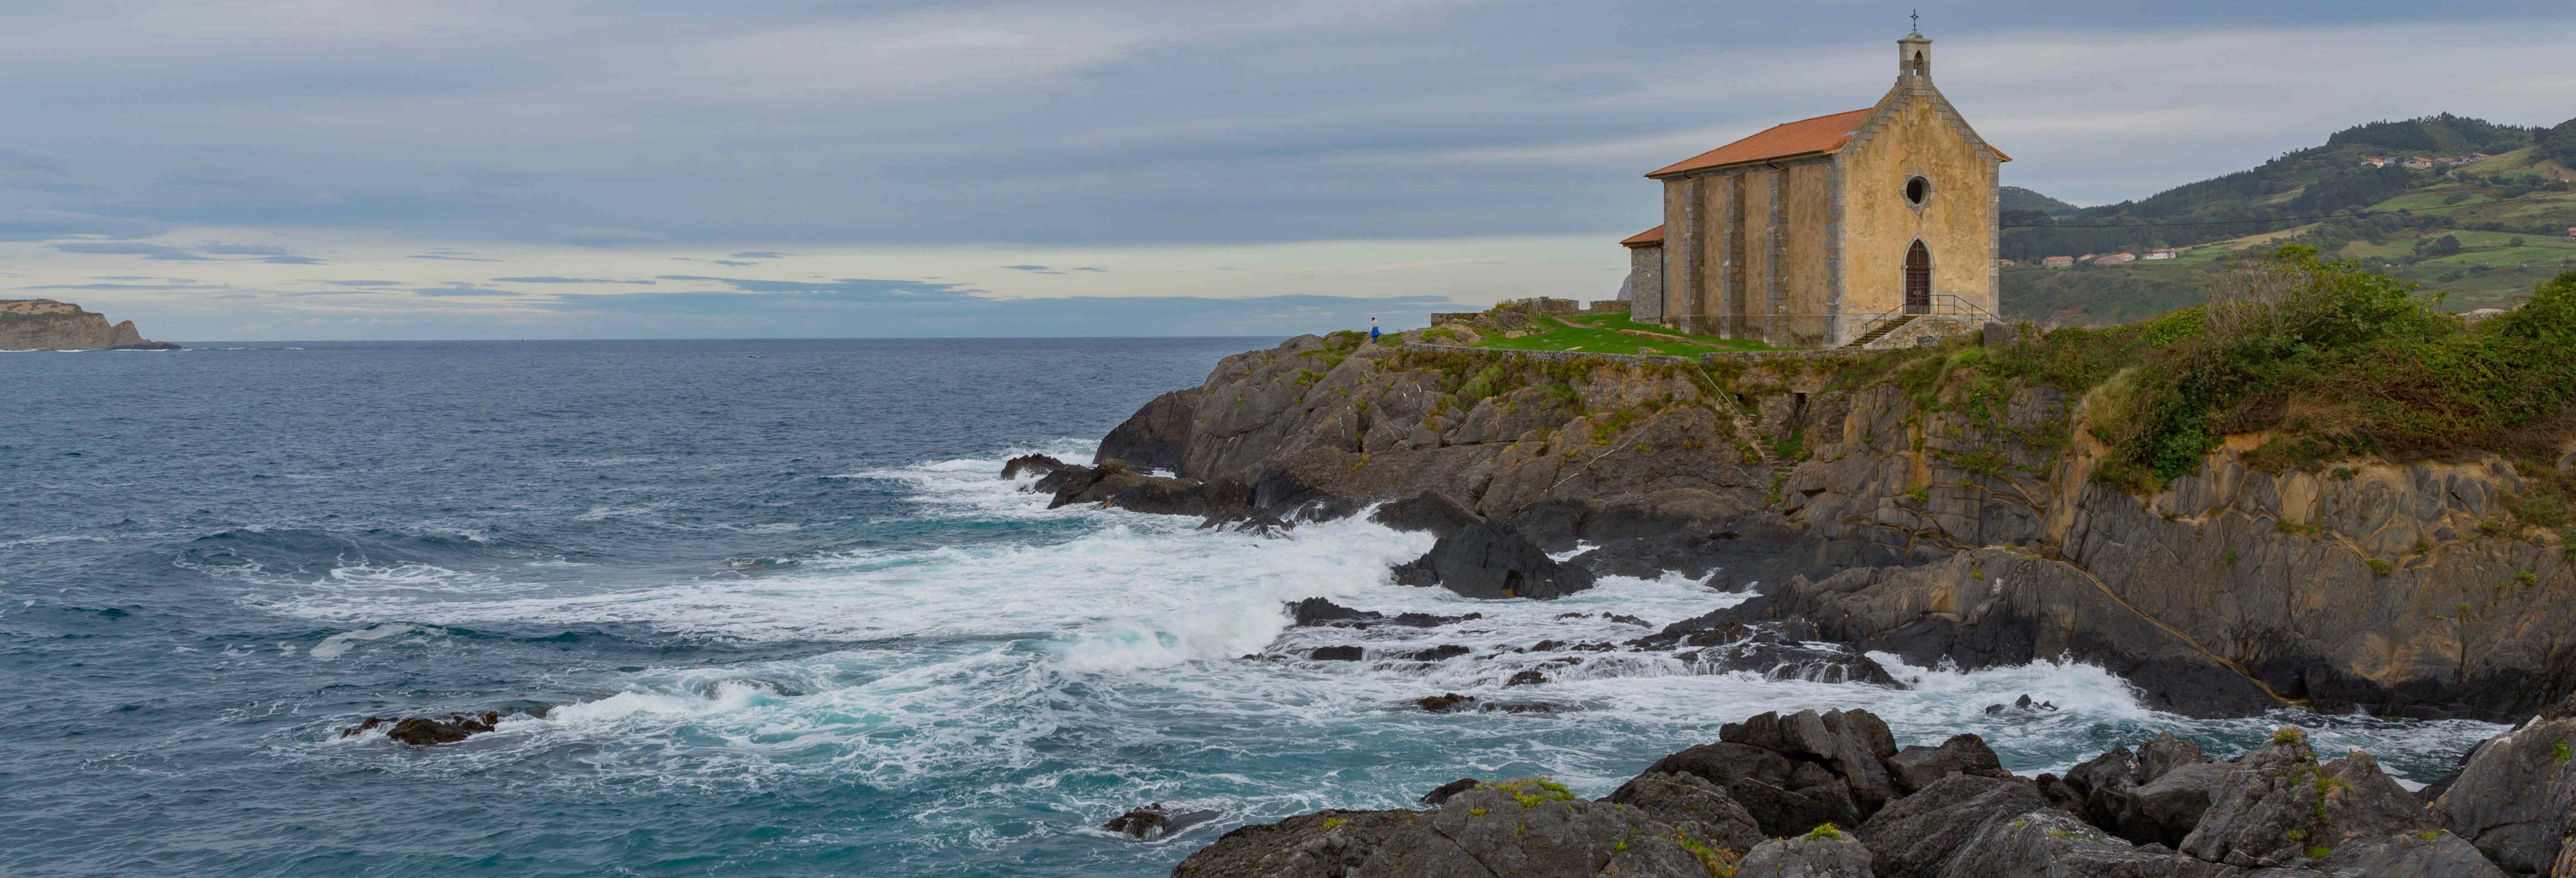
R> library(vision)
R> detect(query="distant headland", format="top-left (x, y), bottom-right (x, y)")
top-left (0, 299), bottom-right (179, 350)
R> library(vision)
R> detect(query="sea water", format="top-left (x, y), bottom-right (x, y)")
top-left (0, 339), bottom-right (2505, 877)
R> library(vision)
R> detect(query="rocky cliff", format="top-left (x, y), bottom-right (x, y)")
top-left (1070, 321), bottom-right (2574, 722)
top-left (0, 299), bottom-right (178, 350)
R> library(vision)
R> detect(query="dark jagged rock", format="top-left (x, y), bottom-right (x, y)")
top-left (1000, 453), bottom-right (1069, 480)
top-left (1855, 773), bottom-right (2046, 878)
top-left (1418, 777), bottom-right (1478, 805)
top-left (1599, 771), bottom-right (1763, 855)
top-left (2314, 832), bottom-right (2508, 877)
top-left (2034, 772), bottom-right (2086, 815)
top-left (2430, 696), bottom-right (2576, 873)
top-left (1883, 733), bottom-right (2012, 796)
top-left (340, 707), bottom-right (544, 745)
top-left (1406, 644), bottom-right (1469, 661)
top-left (1103, 803), bottom-right (1220, 840)
top-left (1168, 808), bottom-right (1417, 878)
top-left (1095, 388), bottom-right (1201, 475)
top-left (2136, 731), bottom-right (2210, 784)
top-left (1283, 597), bottom-right (1471, 629)
top-left (1309, 646), bottom-right (1363, 661)
top-left (1390, 522), bottom-right (1595, 600)
top-left (1504, 670), bottom-right (1548, 687)
top-left (1481, 701), bottom-right (1559, 714)
top-left (1681, 636), bottom-right (1905, 689)
top-left (1733, 833), bottom-right (1874, 877)
top-left (2063, 746), bottom-right (2142, 830)
top-left (1720, 709), bottom-right (1901, 816)
top-left (1637, 739), bottom-right (1861, 839)
top-left (1367, 490), bottom-right (1483, 538)
top-left (1416, 693), bottom-right (1475, 712)
top-left (2110, 760), bottom-right (2230, 848)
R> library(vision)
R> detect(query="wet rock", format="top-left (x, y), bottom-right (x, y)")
top-left (1285, 598), bottom-right (1471, 629)
top-left (1416, 693), bottom-right (1475, 713)
top-left (1094, 388), bottom-right (1200, 475)
top-left (1481, 702), bottom-right (1559, 714)
top-left (1883, 733), bottom-right (2012, 796)
top-left (1504, 670), bottom-right (1548, 687)
top-left (1348, 780), bottom-right (1714, 878)
top-left (1103, 803), bottom-right (1220, 840)
top-left (1310, 646), bottom-right (1363, 661)
top-left (1690, 636), bottom-right (1905, 688)
top-left (2034, 773), bottom-right (2086, 815)
top-left (2179, 733), bottom-right (2437, 867)
top-left (1600, 771), bottom-right (1763, 856)
top-left (341, 708), bottom-right (542, 745)
top-left (1855, 773), bottom-right (2046, 878)
top-left (1418, 777), bottom-right (1478, 805)
top-left (1367, 490), bottom-right (1483, 538)
top-left (1389, 522), bottom-right (1595, 600)
top-left (1406, 644), bottom-right (1469, 661)
top-left (2430, 697), bottom-right (2576, 873)
top-left (1001, 453), bottom-right (1069, 480)
top-left (1732, 832), bottom-right (1874, 878)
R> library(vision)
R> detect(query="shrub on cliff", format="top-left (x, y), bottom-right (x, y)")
top-left (2086, 249), bottom-right (2576, 490)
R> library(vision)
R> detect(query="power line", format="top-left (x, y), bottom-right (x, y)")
top-left (2000, 189), bottom-right (2572, 229)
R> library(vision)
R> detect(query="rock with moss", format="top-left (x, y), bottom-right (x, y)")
top-left (1173, 778), bottom-right (1726, 878)
top-left (1597, 771), bottom-right (1764, 856)
top-left (1732, 831), bottom-right (1873, 878)
top-left (1940, 808), bottom-right (2240, 878)
top-left (2177, 733), bottom-right (2436, 867)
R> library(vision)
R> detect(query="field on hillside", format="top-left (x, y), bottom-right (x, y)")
top-left (1435, 312), bottom-right (1776, 355)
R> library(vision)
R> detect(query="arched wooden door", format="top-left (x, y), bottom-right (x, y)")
top-left (1904, 241), bottom-right (1932, 314)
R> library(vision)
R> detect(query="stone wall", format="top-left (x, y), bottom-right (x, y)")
top-left (1626, 245), bottom-right (1664, 323)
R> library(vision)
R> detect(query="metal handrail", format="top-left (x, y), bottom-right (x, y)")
top-left (1844, 294), bottom-right (1999, 346)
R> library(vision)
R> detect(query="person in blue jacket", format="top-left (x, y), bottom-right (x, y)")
top-left (1369, 317), bottom-right (1380, 342)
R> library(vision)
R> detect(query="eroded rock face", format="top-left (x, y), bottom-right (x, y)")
top-left (0, 299), bottom-right (178, 350)
top-left (1169, 780), bottom-right (1720, 878)
top-left (1884, 733), bottom-right (2013, 796)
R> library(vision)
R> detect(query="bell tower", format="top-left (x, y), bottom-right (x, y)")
top-left (1898, 30), bottom-right (1930, 81)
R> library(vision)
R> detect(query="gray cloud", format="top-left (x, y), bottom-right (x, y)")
top-left (0, 209), bottom-right (162, 241)
top-left (491, 276), bottom-right (659, 285)
top-left (257, 255), bottom-right (327, 264)
top-left (411, 283), bottom-right (518, 297)
top-left (1002, 264), bottom-right (1064, 274)
top-left (52, 241), bottom-right (209, 260)
top-left (728, 251), bottom-right (784, 259)
top-left (316, 280), bottom-right (404, 287)
top-left (197, 242), bottom-right (288, 256)
top-left (407, 253), bottom-right (501, 262)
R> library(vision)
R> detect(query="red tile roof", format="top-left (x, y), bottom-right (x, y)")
top-left (1621, 225), bottom-right (1665, 248)
top-left (1649, 109), bottom-right (1873, 178)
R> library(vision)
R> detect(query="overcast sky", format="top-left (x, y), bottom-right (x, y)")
top-left (5, 0), bottom-right (2573, 340)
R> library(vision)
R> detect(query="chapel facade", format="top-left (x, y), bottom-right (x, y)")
top-left (1622, 32), bottom-right (2007, 349)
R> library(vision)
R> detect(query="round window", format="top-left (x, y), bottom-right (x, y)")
top-left (1904, 176), bottom-right (1929, 205)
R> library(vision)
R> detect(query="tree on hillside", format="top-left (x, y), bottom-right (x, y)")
top-left (2540, 117), bottom-right (2576, 164)
top-left (2420, 235), bottom-right (2463, 257)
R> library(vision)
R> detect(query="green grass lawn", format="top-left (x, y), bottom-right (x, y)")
top-left (1434, 312), bottom-right (1777, 356)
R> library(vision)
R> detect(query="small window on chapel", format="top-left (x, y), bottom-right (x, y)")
top-left (1905, 176), bottom-right (1929, 205)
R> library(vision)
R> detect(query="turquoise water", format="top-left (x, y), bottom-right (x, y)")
top-left (0, 339), bottom-right (2502, 877)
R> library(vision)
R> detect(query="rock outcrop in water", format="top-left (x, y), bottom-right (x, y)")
top-left (0, 299), bottom-right (178, 350)
top-left (1174, 704), bottom-right (2571, 878)
top-left (1048, 326), bottom-right (2576, 722)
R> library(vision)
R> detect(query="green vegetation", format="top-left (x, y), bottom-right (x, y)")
top-left (1670, 828), bottom-right (1739, 877)
top-left (1320, 817), bottom-right (1347, 830)
top-left (1463, 312), bottom-right (1776, 356)
top-left (1483, 778), bottom-right (1577, 810)
top-left (2271, 727), bottom-right (2309, 746)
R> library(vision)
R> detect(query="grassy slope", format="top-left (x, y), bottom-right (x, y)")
top-left (1451, 312), bottom-right (1777, 355)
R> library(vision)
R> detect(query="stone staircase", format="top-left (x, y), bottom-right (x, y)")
top-left (1841, 313), bottom-right (1918, 349)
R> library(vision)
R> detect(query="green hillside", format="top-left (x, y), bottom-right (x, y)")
top-left (2000, 113), bottom-right (2576, 325)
